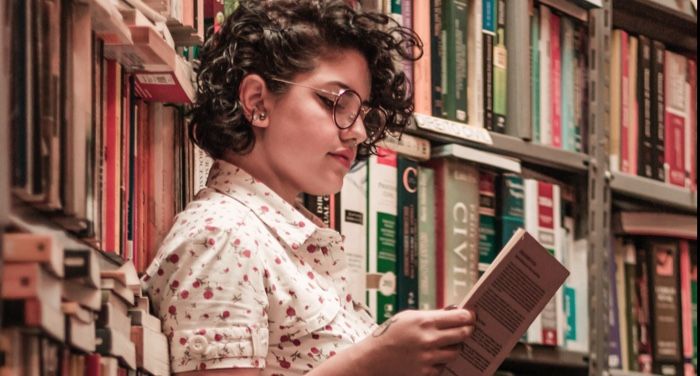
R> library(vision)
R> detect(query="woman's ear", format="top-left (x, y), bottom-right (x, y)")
top-left (239, 74), bottom-right (272, 128)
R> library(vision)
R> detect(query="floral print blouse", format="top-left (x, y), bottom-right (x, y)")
top-left (142, 160), bottom-right (376, 375)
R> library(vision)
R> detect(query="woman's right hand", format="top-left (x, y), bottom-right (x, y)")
top-left (356, 308), bottom-right (476, 376)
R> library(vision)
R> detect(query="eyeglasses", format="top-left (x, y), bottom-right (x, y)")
top-left (269, 77), bottom-right (388, 143)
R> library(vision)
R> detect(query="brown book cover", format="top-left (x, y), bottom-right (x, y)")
top-left (3, 232), bottom-right (64, 278)
top-left (442, 229), bottom-right (570, 375)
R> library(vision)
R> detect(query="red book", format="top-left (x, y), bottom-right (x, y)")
top-left (620, 30), bottom-right (632, 173)
top-left (679, 240), bottom-right (694, 373)
top-left (86, 353), bottom-right (102, 376)
top-left (687, 59), bottom-right (697, 192)
top-left (550, 12), bottom-right (562, 148)
top-left (104, 59), bottom-right (121, 254)
top-left (664, 51), bottom-right (687, 187)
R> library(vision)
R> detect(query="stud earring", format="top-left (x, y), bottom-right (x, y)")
top-left (258, 112), bottom-right (267, 121)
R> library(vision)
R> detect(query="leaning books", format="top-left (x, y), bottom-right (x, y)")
top-left (441, 228), bottom-right (570, 376)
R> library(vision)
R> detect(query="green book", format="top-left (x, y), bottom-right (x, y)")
top-left (367, 149), bottom-right (398, 323)
top-left (492, 0), bottom-right (507, 133)
top-left (498, 173), bottom-right (524, 248)
top-left (442, 0), bottom-right (469, 122)
top-left (531, 7), bottom-right (540, 142)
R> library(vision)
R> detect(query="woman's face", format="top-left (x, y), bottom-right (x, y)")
top-left (259, 49), bottom-right (371, 197)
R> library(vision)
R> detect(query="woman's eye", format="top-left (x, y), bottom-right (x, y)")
top-left (318, 95), bottom-right (334, 109)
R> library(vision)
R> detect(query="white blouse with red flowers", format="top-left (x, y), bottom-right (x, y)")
top-left (142, 160), bottom-right (376, 375)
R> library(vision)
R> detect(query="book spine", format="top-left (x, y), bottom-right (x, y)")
top-left (483, 23), bottom-right (495, 131)
top-left (492, 0), bottom-right (507, 133)
top-left (413, 0), bottom-right (432, 115)
top-left (679, 241), bottom-right (694, 373)
top-left (367, 149), bottom-right (398, 323)
top-left (498, 173), bottom-right (524, 248)
top-left (431, 0), bottom-right (445, 117)
top-left (401, 0), bottom-right (413, 88)
top-left (610, 29), bottom-right (623, 171)
top-left (688, 59), bottom-right (697, 192)
top-left (691, 242), bottom-right (697, 372)
top-left (538, 5), bottom-right (551, 146)
top-left (648, 241), bottom-right (683, 376)
top-left (621, 31), bottom-right (631, 173)
top-left (651, 40), bottom-right (666, 182)
top-left (430, 158), bottom-right (447, 308)
top-left (340, 161), bottom-right (368, 304)
top-left (636, 243), bottom-right (654, 372)
top-left (609, 238), bottom-right (623, 369)
top-left (477, 169), bottom-right (498, 275)
top-left (624, 241), bottom-right (640, 371)
top-left (574, 24), bottom-right (588, 153)
top-left (628, 36), bottom-right (640, 175)
top-left (396, 156), bottom-right (419, 310)
top-left (664, 51), bottom-right (687, 187)
top-left (638, 35), bottom-right (654, 179)
top-left (304, 194), bottom-right (332, 227)
top-left (549, 11), bottom-right (562, 149)
top-left (418, 166), bottom-right (436, 310)
top-left (561, 17), bottom-right (575, 152)
top-left (614, 239), bottom-right (630, 369)
top-left (443, 0), bottom-right (469, 122)
top-left (530, 6), bottom-right (540, 143)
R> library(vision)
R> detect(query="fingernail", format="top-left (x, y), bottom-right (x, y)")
top-left (444, 304), bottom-right (457, 310)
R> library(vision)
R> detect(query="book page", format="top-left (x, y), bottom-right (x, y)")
top-left (441, 229), bottom-right (570, 376)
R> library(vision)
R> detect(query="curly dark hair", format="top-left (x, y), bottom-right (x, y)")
top-left (189, 0), bottom-right (422, 161)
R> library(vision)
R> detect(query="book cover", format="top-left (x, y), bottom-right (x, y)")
top-left (440, 229), bottom-right (570, 376)
top-left (428, 157), bottom-right (480, 308)
top-left (418, 165), bottom-right (437, 310)
top-left (367, 148), bottom-right (398, 323)
top-left (340, 161), bottom-right (368, 306)
top-left (492, 0), bottom-right (507, 133)
top-left (397, 156), bottom-right (419, 310)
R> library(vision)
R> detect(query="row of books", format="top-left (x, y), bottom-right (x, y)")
top-left (0, 227), bottom-right (169, 376)
top-left (7, 0), bottom-right (217, 273)
top-left (609, 234), bottom-right (697, 376)
top-left (609, 30), bottom-right (698, 191)
top-left (302, 134), bottom-right (589, 351)
top-left (355, 0), bottom-right (592, 154)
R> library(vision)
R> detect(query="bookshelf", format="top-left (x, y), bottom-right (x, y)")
top-left (0, 0), bottom-right (696, 375)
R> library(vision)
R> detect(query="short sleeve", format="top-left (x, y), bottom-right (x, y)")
top-left (142, 217), bottom-right (269, 373)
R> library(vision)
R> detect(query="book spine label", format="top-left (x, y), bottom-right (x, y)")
top-left (418, 166), bottom-right (437, 310)
top-left (688, 60), bottom-right (697, 192)
top-left (397, 156), bottom-right (419, 310)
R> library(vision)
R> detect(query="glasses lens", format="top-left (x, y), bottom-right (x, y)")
top-left (334, 91), bottom-right (363, 129)
top-left (363, 108), bottom-right (387, 142)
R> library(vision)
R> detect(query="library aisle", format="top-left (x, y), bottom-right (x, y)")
top-left (0, 0), bottom-right (696, 375)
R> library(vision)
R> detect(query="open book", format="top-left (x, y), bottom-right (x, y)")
top-left (441, 229), bottom-right (570, 376)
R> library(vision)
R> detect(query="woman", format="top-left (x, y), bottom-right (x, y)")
top-left (142, 1), bottom-right (475, 375)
